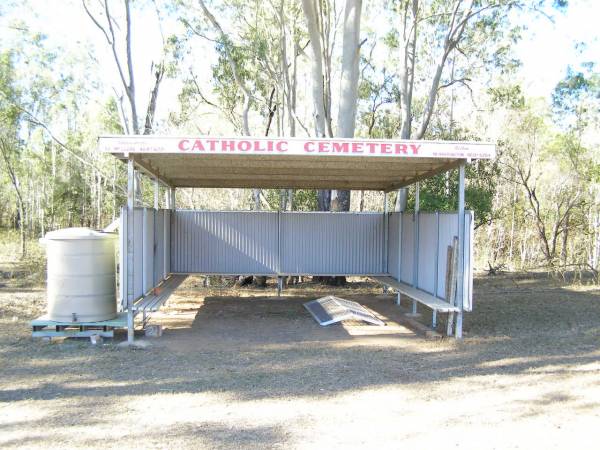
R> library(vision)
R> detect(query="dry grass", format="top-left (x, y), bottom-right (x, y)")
top-left (1, 248), bottom-right (599, 448)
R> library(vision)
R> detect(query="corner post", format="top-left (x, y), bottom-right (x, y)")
top-left (277, 193), bottom-right (283, 295)
top-left (396, 191), bottom-right (404, 306)
top-left (127, 159), bottom-right (135, 345)
top-left (456, 162), bottom-right (466, 338)
top-left (411, 182), bottom-right (420, 315)
top-left (383, 192), bottom-right (389, 293)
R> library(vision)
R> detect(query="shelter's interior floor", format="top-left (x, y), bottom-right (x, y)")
top-left (149, 276), bottom-right (422, 352)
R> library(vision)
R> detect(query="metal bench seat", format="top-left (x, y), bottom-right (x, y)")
top-left (133, 274), bottom-right (188, 314)
top-left (372, 276), bottom-right (458, 313)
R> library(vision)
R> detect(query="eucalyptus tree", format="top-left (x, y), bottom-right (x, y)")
top-left (0, 52), bottom-right (26, 257)
top-left (82, 0), bottom-right (181, 135)
top-left (181, 0), bottom-right (308, 209)
top-left (301, 0), bottom-right (363, 212)
top-left (551, 65), bottom-right (600, 272)
top-left (389, 0), bottom-right (528, 210)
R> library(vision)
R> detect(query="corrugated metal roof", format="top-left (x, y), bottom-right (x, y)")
top-left (99, 136), bottom-right (495, 191)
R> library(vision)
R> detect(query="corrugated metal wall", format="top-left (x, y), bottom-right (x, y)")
top-left (387, 213), bottom-right (400, 278)
top-left (464, 212), bottom-right (474, 311)
top-left (386, 211), bottom-right (474, 311)
top-left (142, 209), bottom-right (155, 294)
top-left (436, 213), bottom-right (457, 301)
top-left (417, 213), bottom-right (437, 295)
top-left (154, 210), bottom-right (165, 284)
top-left (400, 213), bottom-right (414, 284)
top-left (119, 207), bottom-right (172, 305)
top-left (133, 208), bottom-right (144, 300)
top-left (280, 212), bottom-right (384, 275)
top-left (171, 211), bottom-right (385, 275)
top-left (171, 211), bottom-right (279, 274)
top-left (122, 208), bottom-right (473, 310)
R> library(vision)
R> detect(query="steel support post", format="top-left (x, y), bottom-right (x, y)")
top-left (432, 211), bottom-right (440, 299)
top-left (455, 162), bottom-right (466, 339)
top-left (396, 193), bottom-right (403, 306)
top-left (126, 159), bottom-right (135, 344)
top-left (163, 206), bottom-right (169, 279)
top-left (411, 182), bottom-right (420, 315)
top-left (277, 207), bottom-right (282, 295)
top-left (383, 192), bottom-right (389, 293)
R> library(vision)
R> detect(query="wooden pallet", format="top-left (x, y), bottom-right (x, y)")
top-left (31, 312), bottom-right (128, 339)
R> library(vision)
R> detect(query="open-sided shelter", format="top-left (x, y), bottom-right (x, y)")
top-left (99, 135), bottom-right (495, 343)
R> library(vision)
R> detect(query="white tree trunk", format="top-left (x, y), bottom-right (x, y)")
top-left (331, 0), bottom-right (363, 212)
top-left (300, 0), bottom-right (327, 137)
top-left (336, 0), bottom-right (362, 139)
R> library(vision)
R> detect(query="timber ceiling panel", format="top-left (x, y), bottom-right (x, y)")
top-left (126, 153), bottom-right (460, 191)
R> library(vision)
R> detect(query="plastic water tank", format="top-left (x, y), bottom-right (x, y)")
top-left (41, 228), bottom-right (117, 322)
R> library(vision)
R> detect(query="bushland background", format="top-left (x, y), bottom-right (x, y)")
top-left (0, 0), bottom-right (598, 281)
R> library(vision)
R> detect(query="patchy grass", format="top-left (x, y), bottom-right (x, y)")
top-left (0, 229), bottom-right (46, 287)
top-left (0, 250), bottom-right (599, 449)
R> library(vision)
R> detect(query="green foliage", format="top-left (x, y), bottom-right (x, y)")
top-left (0, 51), bottom-right (21, 129)
top-left (290, 190), bottom-right (318, 211)
top-left (405, 160), bottom-right (499, 228)
top-left (488, 84), bottom-right (526, 109)
top-left (100, 98), bottom-right (125, 134)
top-left (552, 65), bottom-right (600, 130)
top-left (262, 189), bottom-right (318, 211)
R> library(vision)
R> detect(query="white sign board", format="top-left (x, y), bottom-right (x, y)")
top-left (99, 135), bottom-right (496, 160)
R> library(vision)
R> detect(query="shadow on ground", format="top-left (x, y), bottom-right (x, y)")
top-left (1, 273), bottom-right (599, 448)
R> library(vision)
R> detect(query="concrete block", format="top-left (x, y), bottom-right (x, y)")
top-left (145, 324), bottom-right (163, 338)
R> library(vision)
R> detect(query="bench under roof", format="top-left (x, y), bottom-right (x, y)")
top-left (99, 135), bottom-right (495, 191)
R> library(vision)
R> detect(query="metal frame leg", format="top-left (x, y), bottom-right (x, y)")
top-left (396, 292), bottom-right (401, 306)
top-left (277, 276), bottom-right (283, 296)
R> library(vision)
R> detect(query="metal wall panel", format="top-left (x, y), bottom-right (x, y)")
top-left (436, 213), bottom-right (458, 301)
top-left (132, 208), bottom-right (144, 300)
top-left (119, 206), bottom-right (127, 310)
top-left (400, 213), bottom-right (414, 284)
top-left (118, 207), bottom-right (172, 308)
top-left (387, 213), bottom-right (400, 278)
top-left (463, 211), bottom-right (474, 311)
top-left (387, 211), bottom-right (473, 308)
top-left (142, 209), bottom-right (155, 294)
top-left (171, 211), bottom-right (278, 274)
top-left (164, 210), bottom-right (171, 276)
top-left (153, 209), bottom-right (165, 286)
top-left (417, 213), bottom-right (437, 295)
top-left (165, 210), bottom-right (474, 305)
top-left (281, 212), bottom-right (384, 275)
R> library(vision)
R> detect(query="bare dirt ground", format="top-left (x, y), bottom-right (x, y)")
top-left (1, 262), bottom-right (600, 449)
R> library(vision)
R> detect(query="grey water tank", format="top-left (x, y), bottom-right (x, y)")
top-left (41, 228), bottom-right (117, 322)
